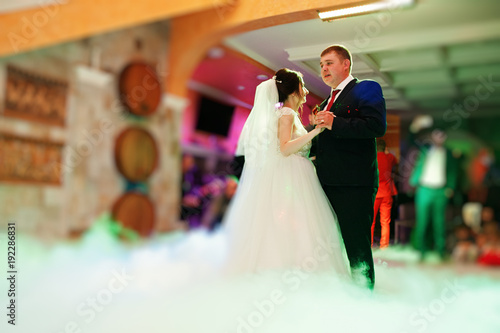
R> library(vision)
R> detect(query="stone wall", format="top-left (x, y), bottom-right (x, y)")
top-left (0, 21), bottom-right (183, 239)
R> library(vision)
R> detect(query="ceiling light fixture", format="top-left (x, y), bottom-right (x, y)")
top-left (318, 0), bottom-right (414, 21)
top-left (207, 47), bottom-right (225, 58)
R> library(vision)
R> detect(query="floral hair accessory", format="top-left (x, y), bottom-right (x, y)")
top-left (272, 76), bottom-right (282, 84)
top-left (275, 102), bottom-right (284, 109)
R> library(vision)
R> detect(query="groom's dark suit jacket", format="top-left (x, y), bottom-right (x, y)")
top-left (312, 78), bottom-right (387, 188)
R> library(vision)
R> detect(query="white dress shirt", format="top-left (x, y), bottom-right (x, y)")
top-left (420, 146), bottom-right (447, 188)
top-left (324, 74), bottom-right (354, 107)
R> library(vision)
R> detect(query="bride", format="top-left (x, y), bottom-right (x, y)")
top-left (223, 68), bottom-right (349, 276)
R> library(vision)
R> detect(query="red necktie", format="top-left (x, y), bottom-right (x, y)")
top-left (325, 89), bottom-right (340, 111)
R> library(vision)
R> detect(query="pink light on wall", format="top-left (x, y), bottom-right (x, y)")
top-left (181, 89), bottom-right (251, 155)
top-left (225, 105), bottom-right (251, 153)
top-left (181, 89), bottom-right (198, 146)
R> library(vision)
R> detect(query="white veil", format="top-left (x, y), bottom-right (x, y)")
top-left (235, 78), bottom-right (280, 170)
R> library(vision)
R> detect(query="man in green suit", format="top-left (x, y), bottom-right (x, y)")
top-left (409, 129), bottom-right (458, 260)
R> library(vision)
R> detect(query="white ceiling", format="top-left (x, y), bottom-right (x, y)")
top-left (225, 0), bottom-right (500, 119)
top-left (0, 0), bottom-right (41, 13)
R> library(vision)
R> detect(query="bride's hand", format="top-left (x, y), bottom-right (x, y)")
top-left (309, 113), bottom-right (318, 126)
top-left (309, 105), bottom-right (321, 126)
top-left (315, 123), bottom-right (328, 132)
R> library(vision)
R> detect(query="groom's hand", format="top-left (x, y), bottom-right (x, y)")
top-left (316, 111), bottom-right (335, 130)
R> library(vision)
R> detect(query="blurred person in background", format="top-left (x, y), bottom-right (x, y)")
top-left (449, 223), bottom-right (479, 263)
top-left (467, 147), bottom-right (493, 203)
top-left (481, 206), bottom-right (498, 227)
top-left (201, 175), bottom-right (239, 231)
top-left (476, 219), bottom-right (500, 266)
top-left (180, 153), bottom-right (205, 228)
top-left (371, 139), bottom-right (398, 249)
top-left (409, 129), bottom-right (458, 261)
top-left (483, 155), bottom-right (500, 222)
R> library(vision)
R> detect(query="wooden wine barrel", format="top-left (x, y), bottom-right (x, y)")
top-left (118, 62), bottom-right (161, 116)
top-left (112, 191), bottom-right (155, 237)
top-left (114, 127), bottom-right (158, 182)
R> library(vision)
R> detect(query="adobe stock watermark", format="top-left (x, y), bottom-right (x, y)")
top-left (54, 267), bottom-right (134, 333)
top-left (234, 236), bottom-right (342, 333)
top-left (390, 130), bottom-right (449, 187)
top-left (353, 0), bottom-right (409, 49)
top-left (396, 148), bottom-right (419, 184)
top-left (443, 74), bottom-right (500, 129)
top-left (8, 0), bottom-right (71, 53)
top-left (212, 0), bottom-right (237, 21)
top-left (52, 117), bottom-right (115, 177)
top-left (404, 278), bottom-right (466, 333)
top-left (380, 134), bottom-right (430, 187)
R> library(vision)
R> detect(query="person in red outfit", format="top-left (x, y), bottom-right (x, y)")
top-left (371, 139), bottom-right (398, 248)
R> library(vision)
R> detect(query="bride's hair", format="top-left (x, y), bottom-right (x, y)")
top-left (274, 68), bottom-right (304, 103)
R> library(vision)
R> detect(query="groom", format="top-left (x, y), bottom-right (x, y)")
top-left (314, 45), bottom-right (386, 289)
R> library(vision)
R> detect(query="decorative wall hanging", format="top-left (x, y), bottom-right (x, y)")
top-left (4, 65), bottom-right (68, 127)
top-left (112, 191), bottom-right (155, 237)
top-left (0, 133), bottom-right (63, 184)
top-left (118, 62), bottom-right (161, 117)
top-left (114, 126), bottom-right (159, 183)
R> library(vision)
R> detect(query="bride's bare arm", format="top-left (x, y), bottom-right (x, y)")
top-left (278, 114), bottom-right (324, 157)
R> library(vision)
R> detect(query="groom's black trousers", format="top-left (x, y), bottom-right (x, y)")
top-left (322, 185), bottom-right (377, 289)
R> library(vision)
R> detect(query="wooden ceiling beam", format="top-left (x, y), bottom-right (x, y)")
top-left (0, 0), bottom-right (218, 57)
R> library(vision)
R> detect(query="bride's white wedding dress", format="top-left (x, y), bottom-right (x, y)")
top-left (224, 103), bottom-right (349, 276)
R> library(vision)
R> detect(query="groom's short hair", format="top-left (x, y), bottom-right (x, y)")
top-left (321, 45), bottom-right (352, 71)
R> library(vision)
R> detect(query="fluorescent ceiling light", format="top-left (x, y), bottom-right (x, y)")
top-left (318, 0), bottom-right (414, 21)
